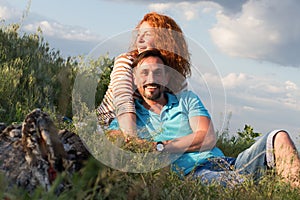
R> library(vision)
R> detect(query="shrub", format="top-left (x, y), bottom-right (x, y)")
top-left (0, 24), bottom-right (113, 123)
top-left (0, 24), bottom-right (75, 122)
top-left (217, 124), bottom-right (261, 157)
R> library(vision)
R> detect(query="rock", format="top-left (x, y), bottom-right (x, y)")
top-left (0, 109), bottom-right (91, 193)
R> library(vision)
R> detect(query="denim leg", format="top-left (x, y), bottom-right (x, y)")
top-left (191, 130), bottom-right (285, 186)
top-left (234, 129), bottom-right (285, 179)
top-left (192, 157), bottom-right (244, 187)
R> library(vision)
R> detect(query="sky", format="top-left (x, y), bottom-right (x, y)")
top-left (1, 0), bottom-right (300, 145)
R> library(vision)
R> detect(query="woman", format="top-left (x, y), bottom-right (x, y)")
top-left (96, 12), bottom-right (191, 135)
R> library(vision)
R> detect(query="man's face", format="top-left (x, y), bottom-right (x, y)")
top-left (134, 56), bottom-right (169, 101)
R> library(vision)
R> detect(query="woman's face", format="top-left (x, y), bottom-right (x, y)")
top-left (136, 22), bottom-right (155, 53)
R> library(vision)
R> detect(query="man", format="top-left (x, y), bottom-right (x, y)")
top-left (110, 49), bottom-right (300, 187)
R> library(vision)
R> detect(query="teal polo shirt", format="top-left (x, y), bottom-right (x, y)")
top-left (109, 91), bottom-right (224, 175)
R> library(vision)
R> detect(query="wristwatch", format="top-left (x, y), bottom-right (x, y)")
top-left (156, 141), bottom-right (165, 152)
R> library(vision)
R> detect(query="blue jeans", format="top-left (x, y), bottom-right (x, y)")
top-left (192, 130), bottom-right (284, 186)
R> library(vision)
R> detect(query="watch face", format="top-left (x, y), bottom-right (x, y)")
top-left (156, 143), bottom-right (164, 152)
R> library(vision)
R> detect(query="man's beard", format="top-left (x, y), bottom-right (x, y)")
top-left (142, 83), bottom-right (164, 100)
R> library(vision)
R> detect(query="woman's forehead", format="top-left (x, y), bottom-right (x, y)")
top-left (136, 23), bottom-right (155, 32)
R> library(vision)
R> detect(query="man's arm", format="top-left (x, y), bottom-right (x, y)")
top-left (163, 116), bottom-right (217, 153)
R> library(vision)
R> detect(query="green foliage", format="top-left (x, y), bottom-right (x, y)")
top-left (0, 24), bottom-right (75, 122)
top-left (217, 124), bottom-right (261, 158)
top-left (237, 124), bottom-right (261, 143)
top-left (0, 24), bottom-right (113, 123)
top-left (2, 157), bottom-right (300, 199)
top-left (94, 56), bottom-right (114, 106)
top-left (73, 55), bottom-right (113, 113)
top-left (1, 121), bottom-right (299, 199)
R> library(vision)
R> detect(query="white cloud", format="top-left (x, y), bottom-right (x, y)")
top-left (220, 72), bottom-right (300, 111)
top-left (149, 1), bottom-right (220, 21)
top-left (0, 1), bottom-right (102, 56)
top-left (189, 71), bottom-right (300, 135)
top-left (285, 80), bottom-right (298, 90)
top-left (0, 6), bottom-right (11, 19)
top-left (200, 72), bottom-right (300, 112)
top-left (243, 106), bottom-right (255, 111)
top-left (184, 9), bottom-right (196, 21)
top-left (210, 0), bottom-right (300, 67)
top-left (221, 73), bottom-right (250, 89)
top-left (1, 0), bottom-right (101, 43)
top-left (23, 20), bottom-right (100, 42)
top-left (0, 3), bottom-right (22, 21)
top-left (199, 72), bottom-right (300, 135)
top-left (145, 0), bottom-right (300, 67)
top-left (280, 80), bottom-right (300, 108)
top-left (148, 3), bottom-right (171, 13)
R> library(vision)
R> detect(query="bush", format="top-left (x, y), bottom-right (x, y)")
top-left (0, 24), bottom-right (74, 122)
top-left (217, 124), bottom-right (261, 158)
top-left (0, 24), bottom-right (113, 123)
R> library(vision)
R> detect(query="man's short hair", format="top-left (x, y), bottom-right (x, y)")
top-left (132, 49), bottom-right (168, 69)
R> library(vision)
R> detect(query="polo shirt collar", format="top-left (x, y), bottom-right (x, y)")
top-left (135, 92), bottom-right (178, 114)
top-left (165, 93), bottom-right (178, 109)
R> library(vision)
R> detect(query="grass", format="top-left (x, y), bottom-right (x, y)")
top-left (1, 124), bottom-right (300, 199)
top-left (2, 157), bottom-right (299, 199)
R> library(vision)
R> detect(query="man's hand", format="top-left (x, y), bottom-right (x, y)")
top-left (105, 130), bottom-right (155, 153)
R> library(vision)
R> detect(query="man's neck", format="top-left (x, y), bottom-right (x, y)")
top-left (142, 94), bottom-right (167, 114)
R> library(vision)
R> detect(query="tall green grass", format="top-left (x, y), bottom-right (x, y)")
top-left (1, 157), bottom-right (299, 199)
top-left (1, 125), bottom-right (299, 199)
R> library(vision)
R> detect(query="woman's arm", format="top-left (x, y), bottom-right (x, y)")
top-left (116, 113), bottom-right (136, 136)
top-left (110, 54), bottom-right (137, 135)
top-left (96, 53), bottom-right (137, 135)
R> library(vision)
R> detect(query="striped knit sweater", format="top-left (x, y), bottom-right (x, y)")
top-left (96, 53), bottom-right (136, 125)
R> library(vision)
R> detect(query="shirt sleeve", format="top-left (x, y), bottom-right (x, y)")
top-left (110, 53), bottom-right (136, 117)
top-left (182, 91), bottom-right (210, 119)
top-left (96, 53), bottom-right (136, 125)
